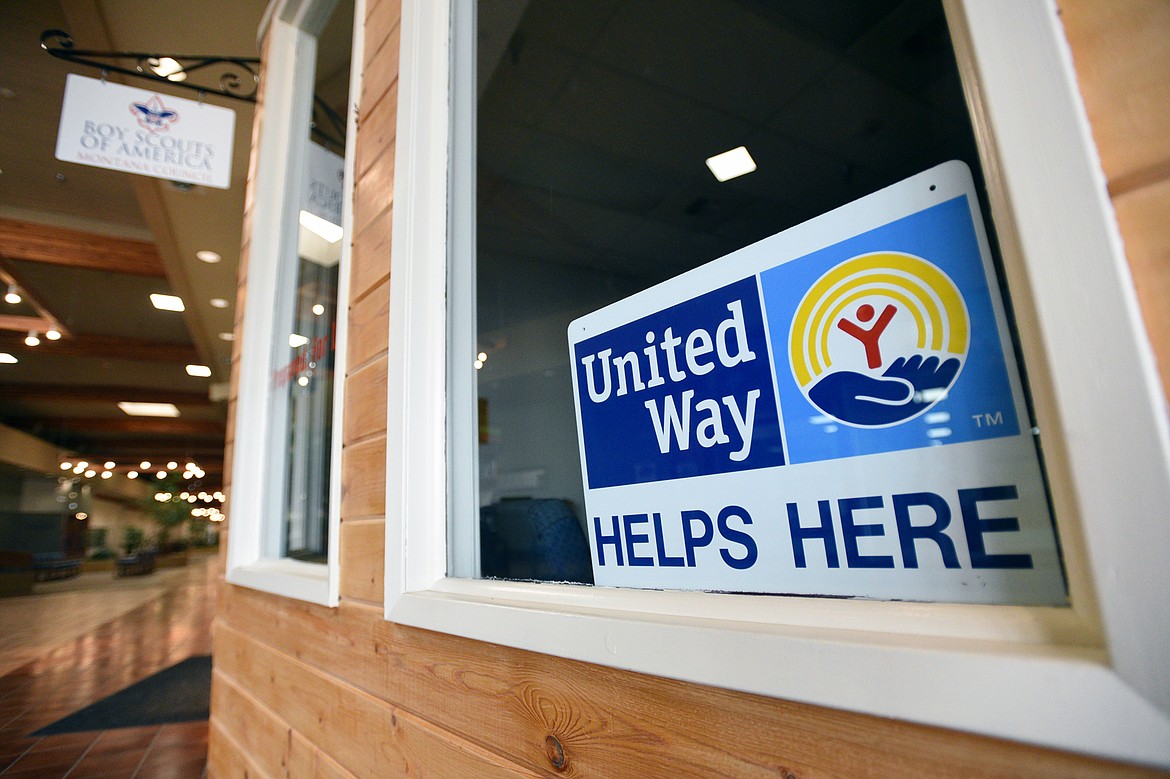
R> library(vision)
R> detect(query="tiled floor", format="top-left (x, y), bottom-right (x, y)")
top-left (0, 554), bottom-right (217, 778)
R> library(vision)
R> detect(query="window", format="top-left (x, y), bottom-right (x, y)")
top-left (226, 0), bottom-right (362, 605)
top-left (387, 0), bottom-right (1170, 764)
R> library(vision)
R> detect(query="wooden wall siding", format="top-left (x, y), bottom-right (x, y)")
top-left (210, 1), bottom-right (1170, 777)
top-left (216, 585), bottom-right (1161, 778)
top-left (1058, 0), bottom-right (1170, 397)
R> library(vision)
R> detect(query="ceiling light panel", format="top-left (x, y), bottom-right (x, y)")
top-left (705, 146), bottom-right (757, 182)
top-left (117, 401), bottom-right (181, 417)
top-left (150, 293), bottom-right (185, 312)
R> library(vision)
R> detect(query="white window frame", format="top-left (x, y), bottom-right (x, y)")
top-left (226, 0), bottom-right (365, 606)
top-left (385, 0), bottom-right (1170, 765)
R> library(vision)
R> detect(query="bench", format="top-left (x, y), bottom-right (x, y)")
top-left (116, 550), bottom-right (156, 577)
top-left (31, 552), bottom-right (82, 582)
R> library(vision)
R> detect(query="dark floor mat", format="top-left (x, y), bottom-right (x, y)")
top-left (31, 655), bottom-right (211, 735)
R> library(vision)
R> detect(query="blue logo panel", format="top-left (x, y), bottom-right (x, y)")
top-left (574, 277), bottom-right (784, 488)
top-left (760, 196), bottom-right (1019, 464)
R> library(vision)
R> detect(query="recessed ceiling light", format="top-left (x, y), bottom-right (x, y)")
top-left (209, 298), bottom-right (230, 309)
top-left (312, 304), bottom-right (325, 316)
top-left (218, 332), bottom-right (235, 341)
top-left (705, 145), bottom-right (757, 182)
top-left (150, 293), bottom-right (185, 312)
top-left (45, 328), bottom-right (61, 340)
top-left (4, 284), bottom-right (20, 304)
top-left (196, 250), bottom-right (222, 263)
top-left (299, 210), bottom-right (343, 243)
top-left (127, 471), bottom-right (139, 479)
top-left (186, 364), bottom-right (212, 377)
top-left (24, 331), bottom-right (40, 347)
top-left (100, 471), bottom-right (112, 479)
top-left (0, 353), bottom-right (16, 364)
top-left (104, 461), bottom-right (115, 469)
top-left (117, 402), bottom-right (181, 417)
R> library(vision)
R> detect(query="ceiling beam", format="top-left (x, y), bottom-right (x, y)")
top-left (0, 383), bottom-right (212, 407)
top-left (38, 417), bottom-right (224, 435)
top-left (0, 218), bottom-right (164, 277)
top-left (0, 332), bottom-right (199, 363)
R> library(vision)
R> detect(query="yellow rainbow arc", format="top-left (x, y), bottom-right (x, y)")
top-left (790, 252), bottom-right (968, 388)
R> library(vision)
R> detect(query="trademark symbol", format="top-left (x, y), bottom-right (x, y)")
top-left (972, 411), bottom-right (1004, 428)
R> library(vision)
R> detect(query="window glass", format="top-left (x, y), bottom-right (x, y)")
top-left (461, 0), bottom-right (1060, 597)
top-left (265, 0), bottom-right (352, 563)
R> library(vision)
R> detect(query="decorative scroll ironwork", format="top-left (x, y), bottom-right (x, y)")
top-left (40, 29), bottom-right (261, 103)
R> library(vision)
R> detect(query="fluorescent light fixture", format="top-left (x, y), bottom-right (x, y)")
top-left (149, 57), bottom-right (187, 82)
top-left (0, 353), bottom-right (16, 364)
top-left (705, 145), bottom-right (757, 182)
top-left (289, 333), bottom-right (310, 348)
top-left (196, 250), bottom-right (222, 263)
top-left (118, 402), bottom-right (181, 418)
top-left (186, 364), bottom-right (212, 377)
top-left (150, 293), bottom-right (185, 312)
top-left (299, 210), bottom-right (343, 243)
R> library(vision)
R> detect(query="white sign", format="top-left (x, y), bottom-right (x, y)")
top-left (568, 161), bottom-right (1067, 606)
top-left (55, 74), bottom-right (236, 189)
top-left (304, 141), bottom-right (344, 227)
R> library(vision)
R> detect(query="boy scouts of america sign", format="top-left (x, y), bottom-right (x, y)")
top-left (55, 74), bottom-right (235, 189)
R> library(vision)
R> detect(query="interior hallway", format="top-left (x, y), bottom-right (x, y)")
top-left (0, 553), bottom-right (217, 777)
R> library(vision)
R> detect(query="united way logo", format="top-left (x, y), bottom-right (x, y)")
top-left (129, 95), bottom-right (180, 132)
top-left (789, 252), bottom-right (968, 427)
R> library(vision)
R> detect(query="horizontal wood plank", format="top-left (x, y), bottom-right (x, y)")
top-left (343, 356), bottom-right (388, 444)
top-left (347, 279), bottom-right (389, 369)
top-left (340, 436), bottom-right (386, 518)
top-left (348, 204), bottom-right (392, 302)
top-left (360, 20), bottom-right (401, 123)
top-left (339, 518), bottom-right (385, 603)
top-left (1058, 0), bottom-right (1170, 192)
top-left (211, 669), bottom-right (356, 779)
top-left (208, 719), bottom-right (273, 779)
top-left (356, 85), bottom-right (399, 182)
top-left (215, 619), bottom-right (542, 779)
top-left (353, 143), bottom-right (396, 239)
top-left (217, 586), bottom-right (1158, 778)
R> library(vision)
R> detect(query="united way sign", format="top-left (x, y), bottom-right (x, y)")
top-left (55, 74), bottom-right (235, 189)
top-left (568, 162), bottom-right (1067, 605)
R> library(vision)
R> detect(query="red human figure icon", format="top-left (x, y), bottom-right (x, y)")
top-left (837, 303), bottom-right (897, 369)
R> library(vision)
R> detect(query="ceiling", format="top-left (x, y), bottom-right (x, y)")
top-left (0, 0), bottom-right (270, 489)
